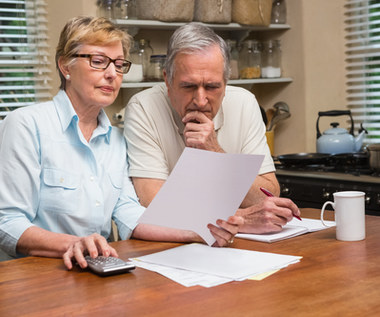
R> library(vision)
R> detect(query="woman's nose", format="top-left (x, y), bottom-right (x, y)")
top-left (104, 62), bottom-right (118, 79)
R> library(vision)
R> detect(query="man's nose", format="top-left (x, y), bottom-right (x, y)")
top-left (193, 88), bottom-right (208, 108)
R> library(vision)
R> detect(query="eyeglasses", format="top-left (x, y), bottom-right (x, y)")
top-left (72, 54), bottom-right (132, 74)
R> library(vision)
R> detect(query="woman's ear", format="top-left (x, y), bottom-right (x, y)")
top-left (58, 56), bottom-right (70, 78)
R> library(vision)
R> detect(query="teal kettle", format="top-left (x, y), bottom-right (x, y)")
top-left (316, 110), bottom-right (367, 154)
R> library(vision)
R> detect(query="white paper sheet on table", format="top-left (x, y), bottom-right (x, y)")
top-left (133, 244), bottom-right (302, 284)
top-left (138, 148), bottom-right (264, 245)
top-left (131, 260), bottom-right (232, 288)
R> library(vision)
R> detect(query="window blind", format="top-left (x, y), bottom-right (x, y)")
top-left (345, 0), bottom-right (380, 144)
top-left (0, 0), bottom-right (51, 120)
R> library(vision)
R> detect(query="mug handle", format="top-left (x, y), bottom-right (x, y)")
top-left (321, 201), bottom-right (335, 227)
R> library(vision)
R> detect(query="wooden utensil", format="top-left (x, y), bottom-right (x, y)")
top-left (266, 108), bottom-right (275, 130)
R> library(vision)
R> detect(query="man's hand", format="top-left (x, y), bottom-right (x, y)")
top-left (236, 197), bottom-right (301, 234)
top-left (63, 233), bottom-right (118, 270)
top-left (182, 111), bottom-right (223, 152)
top-left (208, 215), bottom-right (244, 247)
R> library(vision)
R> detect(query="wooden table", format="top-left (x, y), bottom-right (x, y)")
top-left (1, 209), bottom-right (380, 316)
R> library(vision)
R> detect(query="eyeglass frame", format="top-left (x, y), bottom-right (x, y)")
top-left (72, 54), bottom-right (132, 74)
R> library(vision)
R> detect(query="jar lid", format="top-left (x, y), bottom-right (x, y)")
top-left (150, 54), bottom-right (166, 61)
top-left (242, 40), bottom-right (260, 49)
top-left (264, 39), bottom-right (281, 48)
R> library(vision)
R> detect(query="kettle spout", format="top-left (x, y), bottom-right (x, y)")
top-left (354, 123), bottom-right (368, 152)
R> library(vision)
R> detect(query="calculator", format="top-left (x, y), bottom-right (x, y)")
top-left (84, 255), bottom-right (135, 276)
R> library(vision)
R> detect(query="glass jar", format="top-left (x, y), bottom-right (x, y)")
top-left (120, 0), bottom-right (137, 19)
top-left (147, 55), bottom-right (166, 81)
top-left (225, 39), bottom-right (239, 80)
top-left (123, 41), bottom-right (143, 82)
top-left (138, 39), bottom-right (154, 81)
top-left (97, 0), bottom-right (114, 19)
top-left (271, 0), bottom-right (287, 24)
top-left (112, 0), bottom-right (122, 19)
top-left (261, 40), bottom-right (282, 78)
top-left (239, 40), bottom-right (261, 79)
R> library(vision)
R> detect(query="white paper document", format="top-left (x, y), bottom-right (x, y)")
top-left (236, 217), bottom-right (336, 243)
top-left (138, 148), bottom-right (264, 245)
top-left (132, 243), bottom-right (302, 287)
top-left (131, 260), bottom-right (232, 288)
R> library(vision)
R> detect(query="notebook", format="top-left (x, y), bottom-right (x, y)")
top-left (236, 217), bottom-right (336, 243)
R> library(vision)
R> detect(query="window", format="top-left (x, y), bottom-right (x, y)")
top-left (0, 0), bottom-right (51, 120)
top-left (345, 0), bottom-right (380, 144)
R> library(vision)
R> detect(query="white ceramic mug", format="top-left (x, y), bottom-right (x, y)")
top-left (320, 191), bottom-right (366, 241)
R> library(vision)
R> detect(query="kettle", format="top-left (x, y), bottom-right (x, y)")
top-left (316, 110), bottom-right (367, 154)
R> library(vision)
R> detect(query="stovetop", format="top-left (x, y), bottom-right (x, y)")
top-left (275, 163), bottom-right (380, 184)
top-left (274, 156), bottom-right (380, 213)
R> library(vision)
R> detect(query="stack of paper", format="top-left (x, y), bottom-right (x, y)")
top-left (131, 243), bottom-right (302, 287)
top-left (236, 217), bottom-right (336, 243)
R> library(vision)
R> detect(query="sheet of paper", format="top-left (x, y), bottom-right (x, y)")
top-left (236, 226), bottom-right (308, 243)
top-left (248, 269), bottom-right (280, 281)
top-left (236, 217), bottom-right (336, 243)
top-left (134, 243), bottom-right (302, 281)
top-left (288, 217), bottom-right (336, 231)
top-left (131, 259), bottom-right (232, 287)
top-left (138, 148), bottom-right (264, 245)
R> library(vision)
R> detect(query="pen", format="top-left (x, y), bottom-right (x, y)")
top-left (259, 187), bottom-right (302, 221)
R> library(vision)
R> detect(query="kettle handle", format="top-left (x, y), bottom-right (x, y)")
top-left (316, 110), bottom-right (354, 139)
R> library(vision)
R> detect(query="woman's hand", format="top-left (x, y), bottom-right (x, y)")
top-left (63, 233), bottom-right (118, 270)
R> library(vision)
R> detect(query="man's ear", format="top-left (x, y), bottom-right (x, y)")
top-left (163, 70), bottom-right (169, 86)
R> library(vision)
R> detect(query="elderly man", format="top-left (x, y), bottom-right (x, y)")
top-left (124, 23), bottom-right (300, 234)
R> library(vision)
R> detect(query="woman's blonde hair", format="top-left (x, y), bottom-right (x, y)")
top-left (55, 16), bottom-right (131, 89)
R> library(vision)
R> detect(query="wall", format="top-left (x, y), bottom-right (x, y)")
top-left (301, 0), bottom-right (347, 154)
top-left (45, 0), bottom-right (347, 155)
top-left (46, 0), bottom-right (97, 93)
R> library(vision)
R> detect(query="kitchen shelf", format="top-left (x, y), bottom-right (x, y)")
top-left (113, 19), bottom-right (290, 39)
top-left (112, 19), bottom-right (293, 125)
top-left (113, 19), bottom-right (290, 31)
top-left (229, 77), bottom-right (293, 85)
top-left (121, 77), bottom-right (293, 89)
top-left (115, 19), bottom-right (293, 87)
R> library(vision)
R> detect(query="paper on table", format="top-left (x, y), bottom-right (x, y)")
top-left (135, 243), bottom-right (302, 281)
top-left (138, 148), bottom-right (264, 245)
top-left (236, 217), bottom-right (336, 243)
top-left (248, 269), bottom-right (280, 281)
top-left (288, 217), bottom-right (336, 231)
top-left (131, 259), bottom-right (232, 287)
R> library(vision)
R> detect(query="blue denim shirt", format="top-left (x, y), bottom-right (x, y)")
top-left (0, 90), bottom-right (145, 257)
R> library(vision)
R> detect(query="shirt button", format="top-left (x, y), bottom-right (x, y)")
top-left (95, 200), bottom-right (101, 207)
top-left (90, 176), bottom-right (94, 182)
top-left (60, 177), bottom-right (64, 183)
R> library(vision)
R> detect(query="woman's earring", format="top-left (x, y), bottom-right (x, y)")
top-left (65, 74), bottom-right (70, 80)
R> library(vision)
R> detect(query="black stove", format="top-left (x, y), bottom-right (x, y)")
top-left (275, 160), bottom-right (380, 215)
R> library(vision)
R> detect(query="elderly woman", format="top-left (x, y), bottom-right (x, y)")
top-left (0, 16), bottom-right (242, 269)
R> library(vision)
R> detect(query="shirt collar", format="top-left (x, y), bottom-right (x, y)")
top-left (53, 90), bottom-right (112, 143)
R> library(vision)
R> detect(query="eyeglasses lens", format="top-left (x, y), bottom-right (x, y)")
top-left (90, 55), bottom-right (130, 74)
